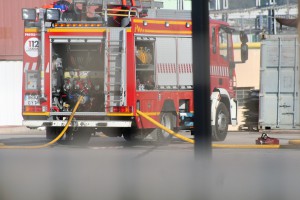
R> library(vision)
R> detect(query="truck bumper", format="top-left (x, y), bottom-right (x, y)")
top-left (23, 120), bottom-right (132, 128)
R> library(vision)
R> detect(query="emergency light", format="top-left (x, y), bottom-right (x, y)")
top-left (45, 9), bottom-right (60, 21)
top-left (22, 9), bottom-right (36, 20)
top-left (54, 3), bottom-right (69, 12)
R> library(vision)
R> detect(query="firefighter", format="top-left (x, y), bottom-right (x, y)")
top-left (52, 56), bottom-right (64, 94)
top-left (145, 74), bottom-right (155, 90)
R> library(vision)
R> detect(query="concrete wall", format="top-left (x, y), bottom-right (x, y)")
top-left (0, 62), bottom-right (23, 126)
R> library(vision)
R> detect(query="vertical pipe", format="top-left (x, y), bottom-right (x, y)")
top-left (176, 38), bottom-right (179, 89)
top-left (268, 9), bottom-right (272, 34)
top-left (177, 0), bottom-right (183, 10)
top-left (131, 0), bottom-right (136, 6)
top-left (192, 0), bottom-right (212, 157)
top-left (286, 0), bottom-right (290, 17)
top-left (102, 0), bottom-right (108, 24)
top-left (292, 37), bottom-right (297, 128)
top-left (259, 43), bottom-right (264, 127)
top-left (104, 29), bottom-right (109, 111)
top-left (276, 38), bottom-right (281, 128)
top-left (121, 29), bottom-right (126, 105)
top-left (40, 9), bottom-right (46, 100)
top-left (216, 0), bottom-right (220, 10)
top-left (298, 0), bottom-right (300, 129)
top-left (273, 9), bottom-right (276, 35)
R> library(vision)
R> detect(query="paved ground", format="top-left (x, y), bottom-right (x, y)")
top-left (1, 126), bottom-right (300, 145)
top-left (0, 126), bottom-right (43, 134)
top-left (1, 127), bottom-right (300, 200)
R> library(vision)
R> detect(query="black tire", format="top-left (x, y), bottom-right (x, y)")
top-left (152, 113), bottom-right (175, 142)
top-left (62, 127), bottom-right (93, 145)
top-left (74, 128), bottom-right (93, 145)
top-left (46, 127), bottom-right (63, 140)
top-left (46, 127), bottom-right (56, 140)
top-left (102, 128), bottom-right (122, 137)
top-left (212, 102), bottom-right (229, 141)
top-left (122, 127), bottom-right (145, 142)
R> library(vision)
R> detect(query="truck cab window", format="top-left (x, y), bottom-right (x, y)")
top-left (219, 28), bottom-right (228, 60)
top-left (212, 27), bottom-right (216, 54)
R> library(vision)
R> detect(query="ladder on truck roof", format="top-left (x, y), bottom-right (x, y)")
top-left (72, 0), bottom-right (163, 9)
top-left (104, 28), bottom-right (127, 110)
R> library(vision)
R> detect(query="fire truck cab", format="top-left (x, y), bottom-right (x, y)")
top-left (21, 0), bottom-right (248, 144)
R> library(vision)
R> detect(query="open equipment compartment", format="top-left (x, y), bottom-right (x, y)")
top-left (51, 42), bottom-right (105, 113)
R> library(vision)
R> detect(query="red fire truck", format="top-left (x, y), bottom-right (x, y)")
top-left (21, 0), bottom-right (248, 144)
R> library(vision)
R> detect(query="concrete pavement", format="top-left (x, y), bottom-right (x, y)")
top-left (0, 126), bottom-right (44, 134)
top-left (1, 126), bottom-right (300, 146)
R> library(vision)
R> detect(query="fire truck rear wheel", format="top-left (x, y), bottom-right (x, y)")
top-left (69, 128), bottom-right (93, 145)
top-left (156, 112), bottom-right (175, 142)
top-left (122, 127), bottom-right (146, 142)
top-left (102, 128), bottom-right (122, 137)
top-left (212, 102), bottom-right (229, 141)
top-left (46, 127), bottom-right (62, 140)
top-left (58, 128), bottom-right (92, 145)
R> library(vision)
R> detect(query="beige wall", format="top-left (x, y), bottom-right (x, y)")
top-left (234, 48), bottom-right (261, 89)
top-left (229, 47), bottom-right (261, 131)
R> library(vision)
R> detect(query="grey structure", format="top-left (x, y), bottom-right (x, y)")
top-left (259, 35), bottom-right (299, 130)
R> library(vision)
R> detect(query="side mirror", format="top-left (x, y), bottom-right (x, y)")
top-left (240, 31), bottom-right (248, 63)
top-left (241, 43), bottom-right (248, 63)
top-left (240, 31), bottom-right (248, 44)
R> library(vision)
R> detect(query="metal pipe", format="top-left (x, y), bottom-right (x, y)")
top-left (292, 38), bottom-right (297, 128)
top-left (276, 38), bottom-right (281, 128)
top-left (177, 0), bottom-right (183, 10)
top-left (273, 9), bottom-right (277, 34)
top-left (40, 9), bottom-right (46, 100)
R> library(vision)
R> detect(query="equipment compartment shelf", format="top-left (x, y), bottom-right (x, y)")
top-left (136, 64), bottom-right (155, 71)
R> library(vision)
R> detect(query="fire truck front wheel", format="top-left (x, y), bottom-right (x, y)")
top-left (155, 112), bottom-right (176, 142)
top-left (212, 102), bottom-right (229, 141)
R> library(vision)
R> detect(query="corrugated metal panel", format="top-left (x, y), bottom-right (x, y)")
top-left (259, 36), bottom-right (299, 130)
top-left (0, 61), bottom-right (23, 125)
top-left (0, 0), bottom-right (54, 60)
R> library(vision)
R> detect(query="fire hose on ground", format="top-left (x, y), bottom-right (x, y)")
top-left (0, 98), bottom-right (297, 149)
top-left (136, 110), bottom-right (282, 149)
top-left (0, 96), bottom-right (83, 149)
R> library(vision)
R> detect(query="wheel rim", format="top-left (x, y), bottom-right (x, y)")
top-left (161, 114), bottom-right (172, 138)
top-left (217, 111), bottom-right (227, 132)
